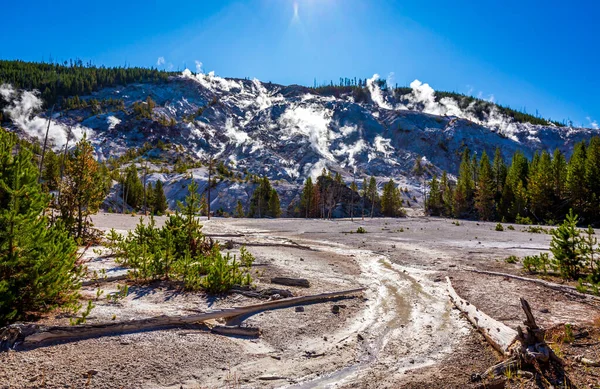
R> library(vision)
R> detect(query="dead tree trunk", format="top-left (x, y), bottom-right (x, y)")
top-left (447, 277), bottom-right (564, 382)
top-left (0, 287), bottom-right (364, 351)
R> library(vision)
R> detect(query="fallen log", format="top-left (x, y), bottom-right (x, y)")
top-left (0, 287), bottom-right (364, 351)
top-left (81, 274), bottom-right (128, 287)
top-left (210, 325), bottom-right (260, 338)
top-left (447, 277), bottom-right (518, 355)
top-left (574, 355), bottom-right (600, 367)
top-left (468, 269), bottom-right (600, 302)
top-left (447, 277), bottom-right (565, 383)
top-left (230, 286), bottom-right (293, 299)
top-left (271, 277), bottom-right (310, 288)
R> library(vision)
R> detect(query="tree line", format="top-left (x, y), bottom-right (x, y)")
top-left (294, 169), bottom-right (406, 219)
top-left (0, 59), bottom-right (170, 109)
top-left (426, 137), bottom-right (600, 225)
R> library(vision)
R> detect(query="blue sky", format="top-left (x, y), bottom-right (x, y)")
top-left (3, 0), bottom-right (599, 127)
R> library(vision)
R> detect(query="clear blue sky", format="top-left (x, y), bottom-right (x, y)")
top-left (3, 0), bottom-right (599, 127)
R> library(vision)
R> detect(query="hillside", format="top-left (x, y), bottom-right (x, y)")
top-left (1, 61), bottom-right (598, 214)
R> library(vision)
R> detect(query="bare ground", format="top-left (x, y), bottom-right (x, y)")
top-left (2, 215), bottom-right (600, 388)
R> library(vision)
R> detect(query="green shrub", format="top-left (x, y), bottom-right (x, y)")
top-left (507, 225), bottom-right (515, 230)
top-left (495, 223), bottom-right (504, 231)
top-left (522, 253), bottom-right (551, 274)
top-left (356, 227), bottom-right (367, 234)
top-left (523, 226), bottom-right (546, 234)
top-left (504, 255), bottom-right (519, 264)
top-left (107, 183), bottom-right (254, 293)
top-left (515, 215), bottom-right (533, 225)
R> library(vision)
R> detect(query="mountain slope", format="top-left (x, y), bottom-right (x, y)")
top-left (1, 69), bottom-right (598, 214)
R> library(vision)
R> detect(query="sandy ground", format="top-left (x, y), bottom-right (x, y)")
top-left (2, 214), bottom-right (600, 388)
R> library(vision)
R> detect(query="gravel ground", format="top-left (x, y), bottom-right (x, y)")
top-left (2, 214), bottom-right (599, 388)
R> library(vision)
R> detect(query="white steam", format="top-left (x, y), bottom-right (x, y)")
top-left (195, 60), bottom-right (203, 74)
top-left (365, 74), bottom-right (543, 142)
top-left (156, 57), bottom-right (165, 66)
top-left (366, 74), bottom-right (394, 110)
top-left (224, 117), bottom-right (250, 146)
top-left (1, 84), bottom-right (92, 149)
top-left (181, 68), bottom-right (241, 92)
top-left (278, 104), bottom-right (334, 161)
top-left (587, 117), bottom-right (599, 130)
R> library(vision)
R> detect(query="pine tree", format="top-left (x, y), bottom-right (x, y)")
top-left (566, 141), bottom-right (587, 216)
top-left (381, 179), bottom-right (403, 217)
top-left (584, 137), bottom-right (600, 221)
top-left (58, 136), bottom-right (104, 239)
top-left (426, 175), bottom-right (443, 216)
top-left (152, 180), bottom-right (168, 215)
top-left (41, 148), bottom-right (61, 191)
top-left (440, 171), bottom-right (454, 217)
top-left (528, 150), bottom-right (553, 222)
top-left (453, 149), bottom-right (474, 218)
top-left (0, 129), bottom-right (80, 325)
top-left (492, 147), bottom-right (507, 200)
top-left (550, 209), bottom-right (583, 279)
top-left (300, 177), bottom-right (314, 218)
top-left (200, 194), bottom-right (208, 216)
top-left (235, 200), bottom-right (245, 218)
top-left (268, 188), bottom-right (281, 217)
top-left (124, 164), bottom-right (144, 209)
top-left (249, 176), bottom-right (280, 218)
top-left (552, 149), bottom-right (568, 214)
top-left (475, 151), bottom-right (495, 221)
top-left (503, 151), bottom-right (529, 221)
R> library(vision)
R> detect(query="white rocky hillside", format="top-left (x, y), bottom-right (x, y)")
top-left (1, 72), bottom-right (598, 215)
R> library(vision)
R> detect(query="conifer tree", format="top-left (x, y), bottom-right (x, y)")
top-left (503, 151), bottom-right (529, 221)
top-left (235, 200), bottom-right (245, 218)
top-left (0, 129), bottom-right (80, 325)
top-left (550, 209), bottom-right (583, 279)
top-left (124, 164), bottom-right (144, 209)
top-left (440, 171), bottom-right (454, 217)
top-left (453, 149), bottom-right (474, 218)
top-left (41, 148), bottom-right (61, 191)
top-left (475, 151), bottom-right (495, 220)
top-left (584, 137), bottom-right (600, 220)
top-left (528, 150), bottom-right (553, 222)
top-left (300, 177), bottom-right (314, 218)
top-left (492, 147), bottom-right (507, 200)
top-left (381, 179), bottom-right (403, 217)
top-left (249, 176), bottom-right (280, 218)
top-left (152, 180), bottom-right (168, 215)
top-left (268, 188), bottom-right (281, 217)
top-left (426, 175), bottom-right (443, 216)
top-left (552, 149), bottom-right (568, 213)
top-left (566, 141), bottom-right (587, 216)
top-left (58, 136), bottom-right (104, 239)
top-left (200, 194), bottom-right (208, 216)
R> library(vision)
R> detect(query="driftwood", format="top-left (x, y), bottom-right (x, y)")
top-left (81, 274), bottom-right (128, 287)
top-left (469, 269), bottom-right (600, 302)
top-left (210, 325), bottom-right (260, 338)
top-left (230, 286), bottom-right (294, 299)
top-left (226, 241), bottom-right (315, 251)
top-left (0, 287), bottom-right (364, 351)
top-left (447, 277), bottom-right (518, 355)
top-left (574, 355), bottom-right (600, 367)
top-left (447, 277), bottom-right (564, 382)
top-left (271, 277), bottom-right (310, 288)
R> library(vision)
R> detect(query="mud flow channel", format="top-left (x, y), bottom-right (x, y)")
top-left (285, 242), bottom-right (468, 388)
